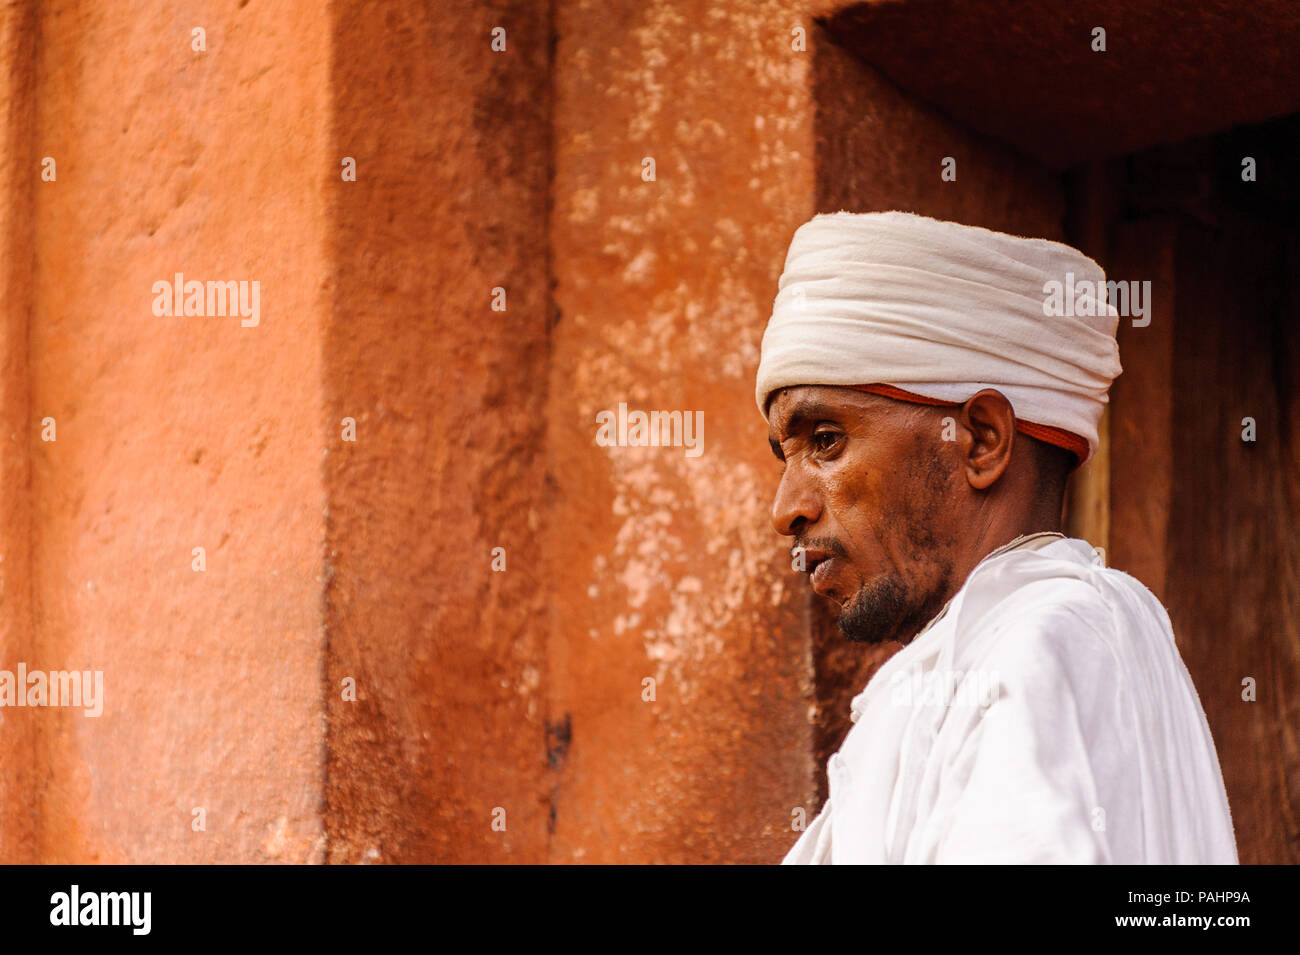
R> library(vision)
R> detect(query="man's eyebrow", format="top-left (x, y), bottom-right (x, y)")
top-left (775, 399), bottom-right (842, 435)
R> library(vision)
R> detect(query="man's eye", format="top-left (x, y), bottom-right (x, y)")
top-left (813, 431), bottom-right (841, 452)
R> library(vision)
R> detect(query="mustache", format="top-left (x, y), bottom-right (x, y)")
top-left (792, 536), bottom-right (849, 559)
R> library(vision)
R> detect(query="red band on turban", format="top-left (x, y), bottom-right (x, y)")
top-left (849, 383), bottom-right (1089, 469)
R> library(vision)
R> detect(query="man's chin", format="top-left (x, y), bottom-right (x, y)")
top-left (835, 573), bottom-right (937, 646)
top-left (837, 610), bottom-right (900, 646)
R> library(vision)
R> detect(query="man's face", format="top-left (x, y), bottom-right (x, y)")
top-left (767, 385), bottom-right (960, 645)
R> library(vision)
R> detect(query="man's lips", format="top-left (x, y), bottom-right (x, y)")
top-left (810, 557), bottom-right (835, 595)
top-left (801, 549), bottom-right (839, 597)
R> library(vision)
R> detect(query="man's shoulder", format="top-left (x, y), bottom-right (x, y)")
top-left (950, 543), bottom-right (1133, 680)
top-left (960, 538), bottom-right (1111, 622)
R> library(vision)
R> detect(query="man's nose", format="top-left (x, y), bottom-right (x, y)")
top-left (771, 466), bottom-right (821, 536)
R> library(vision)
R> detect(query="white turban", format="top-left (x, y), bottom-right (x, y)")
top-left (755, 211), bottom-right (1123, 465)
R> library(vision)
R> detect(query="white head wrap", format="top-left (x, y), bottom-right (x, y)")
top-left (755, 211), bottom-right (1123, 465)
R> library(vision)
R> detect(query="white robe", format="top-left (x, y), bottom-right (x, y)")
top-left (782, 533), bottom-right (1238, 864)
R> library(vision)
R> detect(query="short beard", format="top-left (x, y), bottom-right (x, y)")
top-left (837, 570), bottom-right (950, 645)
top-left (837, 434), bottom-right (957, 645)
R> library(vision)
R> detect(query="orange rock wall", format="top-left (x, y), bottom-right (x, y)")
top-left (18, 0), bottom-right (331, 863)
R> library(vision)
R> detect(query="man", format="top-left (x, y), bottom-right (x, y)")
top-left (757, 211), bottom-right (1237, 864)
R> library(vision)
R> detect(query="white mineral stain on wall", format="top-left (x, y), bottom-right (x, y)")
top-left (597, 443), bottom-right (776, 703)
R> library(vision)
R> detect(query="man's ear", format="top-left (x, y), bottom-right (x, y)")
top-left (958, 390), bottom-right (1016, 490)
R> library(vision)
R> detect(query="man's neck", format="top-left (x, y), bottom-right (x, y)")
top-left (938, 513), bottom-right (1066, 617)
top-left (968, 510), bottom-right (1063, 565)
